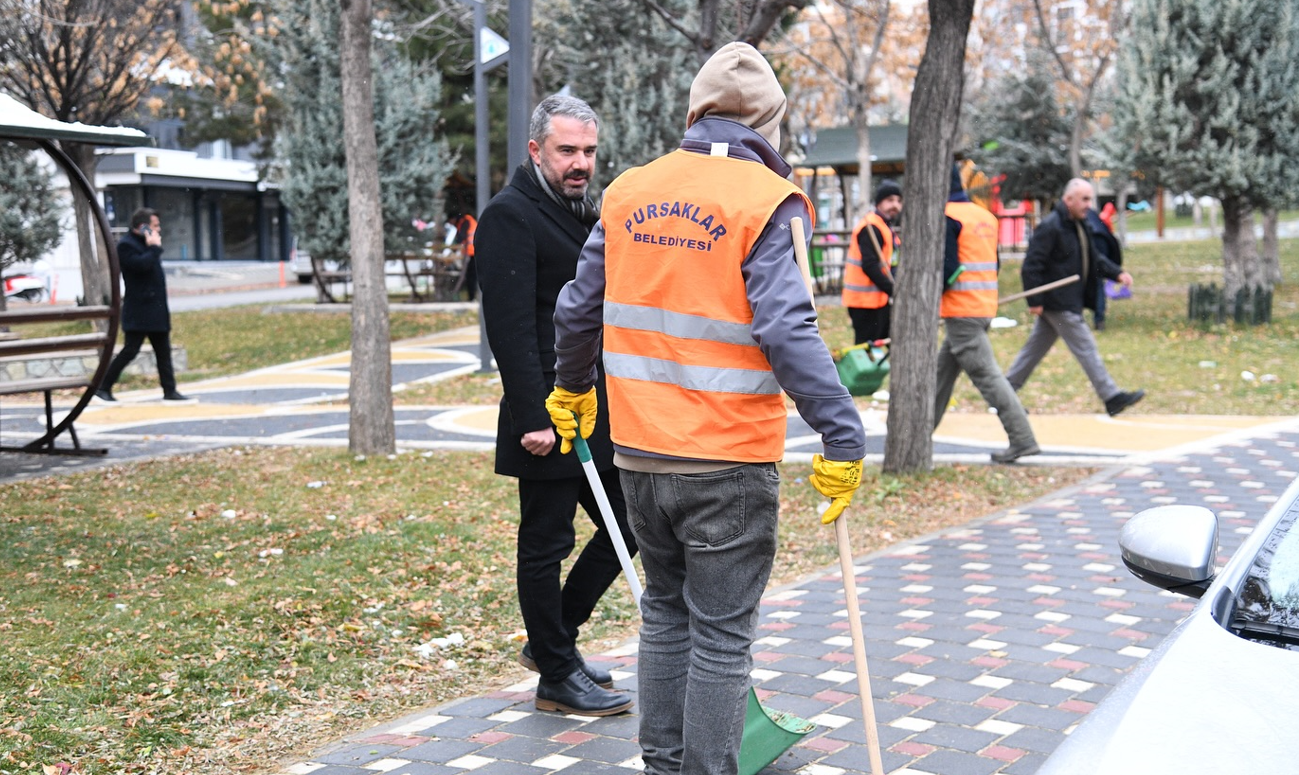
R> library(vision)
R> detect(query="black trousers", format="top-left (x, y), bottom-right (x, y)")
top-left (848, 306), bottom-right (891, 344)
top-left (517, 468), bottom-right (636, 682)
top-left (102, 330), bottom-right (176, 393)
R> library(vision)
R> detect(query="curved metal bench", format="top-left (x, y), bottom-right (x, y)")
top-left (0, 137), bottom-right (121, 456)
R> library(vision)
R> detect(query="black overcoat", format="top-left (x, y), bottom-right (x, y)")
top-left (475, 165), bottom-right (615, 480)
top-left (1022, 202), bottom-right (1123, 314)
top-left (116, 231), bottom-right (171, 332)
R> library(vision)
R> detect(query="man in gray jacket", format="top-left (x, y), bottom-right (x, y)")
top-left (546, 43), bottom-right (866, 775)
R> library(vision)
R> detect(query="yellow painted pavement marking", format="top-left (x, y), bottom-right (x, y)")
top-left (78, 403), bottom-right (271, 425)
top-left (190, 372), bottom-right (351, 389)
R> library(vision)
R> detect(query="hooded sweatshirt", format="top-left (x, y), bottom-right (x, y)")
top-left (552, 44), bottom-right (865, 466)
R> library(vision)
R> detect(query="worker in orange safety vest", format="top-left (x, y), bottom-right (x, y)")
top-left (933, 164), bottom-right (1039, 464)
top-left (545, 43), bottom-right (867, 775)
top-left (842, 179), bottom-right (901, 344)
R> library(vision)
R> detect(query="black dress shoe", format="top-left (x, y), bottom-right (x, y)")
top-left (93, 388), bottom-right (116, 402)
top-left (535, 668), bottom-right (633, 716)
top-left (519, 643), bottom-right (613, 689)
top-left (1105, 389), bottom-right (1145, 417)
top-left (162, 391), bottom-right (194, 401)
top-left (991, 442), bottom-right (1041, 464)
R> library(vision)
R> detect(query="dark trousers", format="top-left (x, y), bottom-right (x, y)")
top-left (517, 468), bottom-right (636, 682)
top-left (848, 306), bottom-right (890, 344)
top-left (102, 330), bottom-right (176, 393)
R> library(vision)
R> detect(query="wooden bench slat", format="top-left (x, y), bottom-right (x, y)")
top-left (0, 376), bottom-right (93, 396)
top-left (0, 333), bottom-right (109, 358)
top-left (0, 305), bottom-right (113, 325)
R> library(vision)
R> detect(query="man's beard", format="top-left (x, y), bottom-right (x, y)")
top-left (540, 159), bottom-right (590, 200)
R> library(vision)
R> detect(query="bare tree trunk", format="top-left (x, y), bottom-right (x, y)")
top-left (1220, 196), bottom-right (1261, 300)
top-left (884, 0), bottom-right (976, 474)
top-left (1261, 206), bottom-right (1281, 285)
top-left (62, 143), bottom-right (110, 328)
top-left (340, 0), bottom-right (396, 455)
top-left (851, 2), bottom-right (888, 221)
top-left (1116, 186), bottom-right (1130, 246)
top-left (854, 117), bottom-right (872, 223)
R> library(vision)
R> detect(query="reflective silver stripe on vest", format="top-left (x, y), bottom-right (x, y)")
top-left (960, 261), bottom-right (999, 272)
top-left (951, 280), bottom-right (1000, 291)
top-left (845, 256), bottom-right (864, 269)
top-left (604, 351), bottom-right (781, 395)
top-left (606, 301), bottom-right (757, 347)
top-left (843, 281), bottom-right (880, 293)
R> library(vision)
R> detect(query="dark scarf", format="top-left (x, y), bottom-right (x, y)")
top-left (528, 162), bottom-right (600, 228)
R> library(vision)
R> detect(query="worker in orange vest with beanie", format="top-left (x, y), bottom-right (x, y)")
top-left (842, 179), bottom-right (901, 343)
top-left (546, 42), bottom-right (866, 775)
top-left (934, 164), bottom-right (1039, 464)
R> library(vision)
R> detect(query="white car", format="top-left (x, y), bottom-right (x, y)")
top-left (1037, 476), bottom-right (1299, 773)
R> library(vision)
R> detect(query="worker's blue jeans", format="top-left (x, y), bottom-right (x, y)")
top-left (621, 463), bottom-right (780, 775)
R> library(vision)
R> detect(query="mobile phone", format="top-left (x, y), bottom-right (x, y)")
top-left (141, 226), bottom-right (153, 236)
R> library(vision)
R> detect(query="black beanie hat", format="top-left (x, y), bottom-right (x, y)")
top-left (874, 179), bottom-right (902, 206)
top-left (950, 164), bottom-right (965, 194)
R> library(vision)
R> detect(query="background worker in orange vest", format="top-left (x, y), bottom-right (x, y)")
top-left (933, 165), bottom-right (1039, 464)
top-left (545, 42), bottom-right (866, 775)
top-left (450, 208), bottom-right (478, 300)
top-left (842, 179), bottom-right (901, 343)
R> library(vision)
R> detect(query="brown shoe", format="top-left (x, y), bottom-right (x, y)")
top-left (535, 669), bottom-right (633, 716)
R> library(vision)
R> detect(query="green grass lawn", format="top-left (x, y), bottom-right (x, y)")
top-left (1118, 207), bottom-right (1298, 235)
top-left (816, 237), bottom-right (1299, 416)
top-left (20, 306), bottom-right (478, 394)
top-left (0, 447), bottom-right (1085, 774)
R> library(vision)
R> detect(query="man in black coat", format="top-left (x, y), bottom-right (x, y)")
top-left (1005, 179), bottom-right (1144, 416)
top-left (475, 94), bottom-right (635, 717)
top-left (94, 208), bottom-right (190, 402)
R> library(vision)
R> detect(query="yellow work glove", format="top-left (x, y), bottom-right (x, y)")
top-left (544, 386), bottom-right (598, 454)
top-left (810, 454), bottom-right (863, 525)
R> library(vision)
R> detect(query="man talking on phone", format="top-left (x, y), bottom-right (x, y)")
top-left (95, 207), bottom-right (191, 403)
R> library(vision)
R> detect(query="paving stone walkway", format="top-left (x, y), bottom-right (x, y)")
top-left (275, 424), bottom-right (1299, 775)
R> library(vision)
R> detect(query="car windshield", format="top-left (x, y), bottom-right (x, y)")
top-left (1232, 500), bottom-right (1299, 648)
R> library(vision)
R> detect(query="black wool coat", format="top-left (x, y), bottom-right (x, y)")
top-left (1022, 202), bottom-right (1123, 314)
top-left (475, 165), bottom-right (615, 480)
top-left (116, 230), bottom-right (171, 332)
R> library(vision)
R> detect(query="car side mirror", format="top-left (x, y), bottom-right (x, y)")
top-left (1119, 505), bottom-right (1219, 599)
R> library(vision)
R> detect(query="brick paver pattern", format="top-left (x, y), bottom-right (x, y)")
top-left (282, 432), bottom-right (1299, 775)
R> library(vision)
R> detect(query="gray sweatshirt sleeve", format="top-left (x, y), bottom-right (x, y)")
top-left (744, 196), bottom-right (867, 461)
top-left (553, 222), bottom-right (608, 392)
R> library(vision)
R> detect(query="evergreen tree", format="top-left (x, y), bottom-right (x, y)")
top-left (968, 49), bottom-right (1075, 208)
top-left (1114, 0), bottom-right (1299, 296)
top-left (0, 142), bottom-right (64, 278)
top-left (270, 0), bottom-right (455, 265)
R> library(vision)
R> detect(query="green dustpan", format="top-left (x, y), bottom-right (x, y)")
top-left (571, 429), bottom-right (817, 773)
top-left (738, 688), bottom-right (817, 775)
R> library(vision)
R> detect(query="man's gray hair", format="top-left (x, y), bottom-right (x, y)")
top-left (529, 94), bottom-right (599, 144)
top-left (1063, 178), bottom-right (1093, 197)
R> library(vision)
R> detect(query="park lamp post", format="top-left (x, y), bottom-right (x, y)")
top-left (455, 0), bottom-right (509, 372)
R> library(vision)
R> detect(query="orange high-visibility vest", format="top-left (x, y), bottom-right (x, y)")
top-left (600, 150), bottom-right (813, 463)
top-left (940, 201), bottom-right (999, 318)
top-left (456, 214), bottom-right (477, 257)
top-left (841, 210), bottom-right (893, 310)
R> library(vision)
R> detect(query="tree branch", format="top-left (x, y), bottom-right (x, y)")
top-left (638, 0), bottom-right (702, 47)
top-left (738, 0), bottom-right (809, 47)
top-left (1031, 0), bottom-right (1074, 84)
